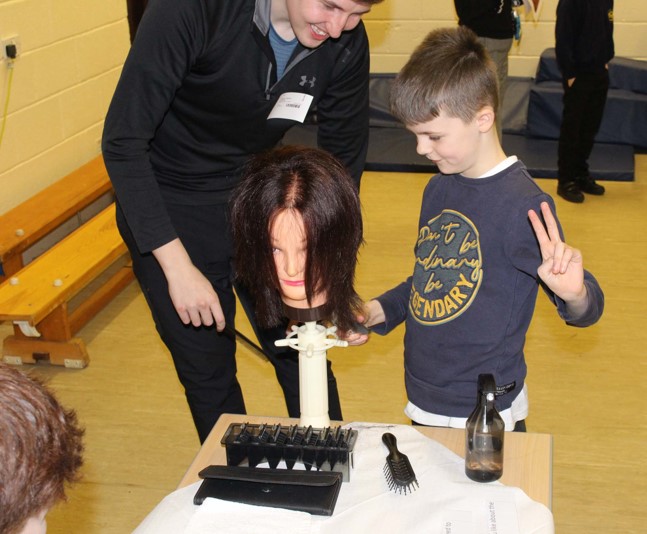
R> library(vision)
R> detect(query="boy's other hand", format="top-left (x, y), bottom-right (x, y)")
top-left (339, 313), bottom-right (370, 345)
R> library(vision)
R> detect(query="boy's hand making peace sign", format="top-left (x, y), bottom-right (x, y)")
top-left (528, 201), bottom-right (589, 318)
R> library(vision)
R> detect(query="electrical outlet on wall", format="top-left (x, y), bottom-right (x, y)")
top-left (1, 35), bottom-right (22, 61)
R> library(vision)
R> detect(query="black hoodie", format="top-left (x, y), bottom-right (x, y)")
top-left (454, 0), bottom-right (515, 39)
top-left (555, 0), bottom-right (614, 80)
top-left (102, 0), bottom-right (370, 253)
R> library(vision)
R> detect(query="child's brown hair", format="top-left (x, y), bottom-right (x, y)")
top-left (390, 26), bottom-right (499, 125)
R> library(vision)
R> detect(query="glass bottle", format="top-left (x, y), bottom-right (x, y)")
top-left (465, 373), bottom-right (505, 482)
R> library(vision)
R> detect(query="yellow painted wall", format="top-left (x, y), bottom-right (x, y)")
top-left (0, 0), bottom-right (645, 215)
top-left (0, 0), bottom-right (129, 214)
top-left (366, 0), bottom-right (646, 74)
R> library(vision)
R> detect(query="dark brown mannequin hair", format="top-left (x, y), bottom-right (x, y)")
top-left (230, 146), bottom-right (363, 330)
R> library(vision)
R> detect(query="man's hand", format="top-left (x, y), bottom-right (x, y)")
top-left (153, 239), bottom-right (226, 329)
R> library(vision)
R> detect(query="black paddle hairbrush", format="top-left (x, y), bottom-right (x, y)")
top-left (382, 432), bottom-right (419, 494)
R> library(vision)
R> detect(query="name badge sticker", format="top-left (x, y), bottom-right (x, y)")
top-left (267, 92), bottom-right (314, 123)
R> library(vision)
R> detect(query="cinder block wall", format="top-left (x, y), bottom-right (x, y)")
top-left (0, 0), bottom-right (644, 215)
top-left (0, 0), bottom-right (129, 214)
top-left (365, 0), bottom-right (646, 75)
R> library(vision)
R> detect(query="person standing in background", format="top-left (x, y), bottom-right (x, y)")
top-left (555, 0), bottom-right (614, 203)
top-left (102, 0), bottom-right (383, 444)
top-left (454, 0), bottom-right (516, 140)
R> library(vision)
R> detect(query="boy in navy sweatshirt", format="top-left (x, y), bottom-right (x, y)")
top-left (346, 27), bottom-right (604, 430)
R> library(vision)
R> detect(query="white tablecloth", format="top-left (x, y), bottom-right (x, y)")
top-left (133, 423), bottom-right (554, 534)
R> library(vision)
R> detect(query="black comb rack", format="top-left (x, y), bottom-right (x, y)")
top-left (220, 422), bottom-right (358, 482)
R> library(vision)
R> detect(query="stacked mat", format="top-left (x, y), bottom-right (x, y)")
top-left (282, 52), bottom-right (644, 181)
top-left (528, 48), bottom-right (647, 148)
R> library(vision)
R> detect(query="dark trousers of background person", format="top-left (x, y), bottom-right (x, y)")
top-left (477, 36), bottom-right (513, 141)
top-left (557, 70), bottom-right (610, 185)
top-left (116, 201), bottom-right (342, 444)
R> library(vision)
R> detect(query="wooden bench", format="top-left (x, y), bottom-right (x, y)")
top-left (0, 157), bottom-right (134, 368)
top-left (0, 156), bottom-right (114, 280)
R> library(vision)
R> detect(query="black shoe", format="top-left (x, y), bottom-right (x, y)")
top-left (578, 175), bottom-right (605, 195)
top-left (557, 181), bottom-right (585, 203)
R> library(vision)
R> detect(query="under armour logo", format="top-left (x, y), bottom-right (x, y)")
top-left (299, 75), bottom-right (316, 88)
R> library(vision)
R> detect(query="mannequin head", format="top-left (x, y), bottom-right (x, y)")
top-left (231, 145), bottom-right (363, 330)
top-left (269, 208), bottom-right (329, 310)
top-left (0, 364), bottom-right (84, 534)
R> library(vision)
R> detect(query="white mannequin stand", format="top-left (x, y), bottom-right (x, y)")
top-left (275, 320), bottom-right (348, 428)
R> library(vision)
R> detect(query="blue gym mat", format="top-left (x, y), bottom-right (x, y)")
top-left (281, 63), bottom-right (638, 182)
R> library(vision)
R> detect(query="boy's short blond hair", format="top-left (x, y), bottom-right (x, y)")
top-left (390, 26), bottom-right (499, 126)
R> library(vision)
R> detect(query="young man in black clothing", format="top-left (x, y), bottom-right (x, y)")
top-left (555, 0), bottom-right (614, 203)
top-left (102, 0), bottom-right (383, 443)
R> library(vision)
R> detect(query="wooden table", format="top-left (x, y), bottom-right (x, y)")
top-left (179, 413), bottom-right (552, 509)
